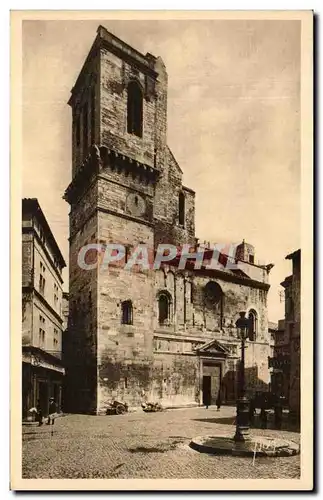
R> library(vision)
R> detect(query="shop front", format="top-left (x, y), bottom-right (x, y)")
top-left (22, 346), bottom-right (65, 420)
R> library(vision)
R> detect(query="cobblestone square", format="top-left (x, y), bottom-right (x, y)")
top-left (22, 406), bottom-right (300, 479)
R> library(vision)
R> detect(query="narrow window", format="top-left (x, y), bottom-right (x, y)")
top-left (249, 254), bottom-right (254, 264)
top-left (39, 328), bottom-right (45, 347)
top-left (178, 192), bottom-right (185, 226)
top-left (127, 81), bottom-right (143, 137)
top-left (91, 87), bottom-right (95, 145)
top-left (158, 293), bottom-right (171, 325)
top-left (121, 300), bottom-right (133, 325)
top-left (248, 309), bottom-right (258, 341)
top-left (39, 264), bottom-right (45, 295)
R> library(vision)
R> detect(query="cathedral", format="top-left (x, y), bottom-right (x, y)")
top-left (63, 25), bottom-right (273, 414)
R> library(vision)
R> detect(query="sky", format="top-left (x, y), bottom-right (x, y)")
top-left (22, 19), bottom-right (301, 322)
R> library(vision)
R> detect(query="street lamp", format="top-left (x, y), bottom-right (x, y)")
top-left (233, 311), bottom-right (251, 442)
top-left (190, 315), bottom-right (299, 457)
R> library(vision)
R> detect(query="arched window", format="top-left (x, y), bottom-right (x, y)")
top-left (204, 281), bottom-right (223, 307)
top-left (248, 309), bottom-right (258, 341)
top-left (121, 300), bottom-right (133, 325)
top-left (158, 292), bottom-right (172, 325)
top-left (204, 281), bottom-right (224, 328)
top-left (178, 191), bottom-right (185, 226)
top-left (127, 81), bottom-right (143, 137)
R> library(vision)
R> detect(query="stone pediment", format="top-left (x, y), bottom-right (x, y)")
top-left (194, 339), bottom-right (229, 356)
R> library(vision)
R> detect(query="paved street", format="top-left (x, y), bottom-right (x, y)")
top-left (22, 406), bottom-right (300, 479)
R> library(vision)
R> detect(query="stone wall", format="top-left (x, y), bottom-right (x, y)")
top-left (153, 149), bottom-right (196, 248)
top-left (150, 353), bottom-right (200, 407)
top-left (98, 175), bottom-right (154, 225)
top-left (99, 48), bottom-right (160, 167)
top-left (66, 187), bottom-right (99, 413)
top-left (71, 54), bottom-right (100, 177)
top-left (96, 210), bottom-right (155, 412)
top-left (153, 269), bottom-right (269, 344)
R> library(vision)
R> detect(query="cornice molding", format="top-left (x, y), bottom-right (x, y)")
top-left (97, 205), bottom-right (154, 228)
top-left (169, 263), bottom-right (271, 291)
top-left (68, 28), bottom-right (158, 108)
top-left (64, 145), bottom-right (159, 207)
top-left (23, 286), bottom-right (64, 325)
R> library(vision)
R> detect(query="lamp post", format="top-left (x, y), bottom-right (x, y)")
top-left (233, 311), bottom-right (251, 442)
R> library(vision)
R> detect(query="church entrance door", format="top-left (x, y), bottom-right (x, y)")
top-left (202, 362), bottom-right (221, 406)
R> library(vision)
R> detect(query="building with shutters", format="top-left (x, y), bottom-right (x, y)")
top-left (22, 198), bottom-right (66, 418)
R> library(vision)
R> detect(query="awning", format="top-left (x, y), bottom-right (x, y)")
top-left (22, 346), bottom-right (65, 375)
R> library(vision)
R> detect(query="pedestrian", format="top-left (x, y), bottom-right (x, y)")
top-left (249, 398), bottom-right (255, 425)
top-left (204, 391), bottom-right (211, 410)
top-left (216, 388), bottom-right (222, 411)
top-left (46, 397), bottom-right (57, 426)
top-left (36, 399), bottom-right (43, 426)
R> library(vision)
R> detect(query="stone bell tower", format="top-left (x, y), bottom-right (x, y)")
top-left (64, 25), bottom-right (176, 413)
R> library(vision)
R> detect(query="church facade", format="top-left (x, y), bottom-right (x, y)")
top-left (64, 26), bottom-right (273, 414)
